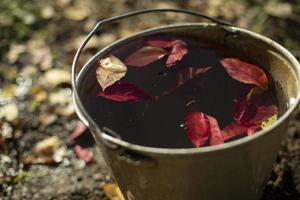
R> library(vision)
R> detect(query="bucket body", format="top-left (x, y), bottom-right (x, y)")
top-left (73, 23), bottom-right (300, 200)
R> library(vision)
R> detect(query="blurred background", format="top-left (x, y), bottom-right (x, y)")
top-left (1, 0), bottom-right (300, 199)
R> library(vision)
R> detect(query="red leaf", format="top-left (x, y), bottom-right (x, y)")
top-left (70, 121), bottom-right (87, 140)
top-left (146, 39), bottom-right (188, 68)
top-left (184, 112), bottom-right (210, 147)
top-left (207, 116), bottom-right (224, 146)
top-left (220, 58), bottom-right (268, 89)
top-left (124, 46), bottom-right (167, 67)
top-left (74, 145), bottom-right (94, 163)
top-left (222, 123), bottom-right (248, 141)
top-left (166, 40), bottom-right (188, 67)
top-left (184, 112), bottom-right (223, 147)
top-left (98, 82), bottom-right (156, 102)
top-left (146, 39), bottom-right (177, 49)
top-left (249, 104), bottom-right (278, 126)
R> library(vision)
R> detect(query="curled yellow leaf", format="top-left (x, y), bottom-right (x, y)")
top-left (96, 55), bottom-right (127, 91)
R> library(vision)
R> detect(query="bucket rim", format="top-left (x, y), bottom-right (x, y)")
top-left (75, 23), bottom-right (300, 155)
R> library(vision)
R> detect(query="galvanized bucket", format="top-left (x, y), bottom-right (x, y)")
top-left (72, 9), bottom-right (300, 200)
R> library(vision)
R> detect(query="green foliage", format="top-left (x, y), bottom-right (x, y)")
top-left (0, 0), bottom-right (45, 57)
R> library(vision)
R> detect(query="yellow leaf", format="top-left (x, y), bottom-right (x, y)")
top-left (261, 115), bottom-right (278, 129)
top-left (96, 55), bottom-right (127, 91)
top-left (102, 183), bottom-right (125, 200)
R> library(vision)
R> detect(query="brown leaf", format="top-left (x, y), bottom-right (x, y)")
top-left (124, 46), bottom-right (167, 67)
top-left (102, 183), bottom-right (125, 200)
top-left (96, 55), bottom-right (127, 91)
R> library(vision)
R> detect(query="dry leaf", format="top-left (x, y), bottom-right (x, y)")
top-left (44, 68), bottom-right (71, 87)
top-left (102, 183), bottom-right (125, 200)
top-left (0, 103), bottom-right (19, 122)
top-left (39, 113), bottom-right (57, 126)
top-left (49, 88), bottom-right (72, 105)
top-left (7, 44), bottom-right (26, 63)
top-left (96, 55), bottom-right (127, 91)
top-left (265, 2), bottom-right (292, 18)
top-left (33, 136), bottom-right (61, 155)
top-left (64, 6), bottom-right (91, 21)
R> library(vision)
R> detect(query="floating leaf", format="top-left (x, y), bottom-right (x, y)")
top-left (96, 55), bottom-right (127, 91)
top-left (220, 58), bottom-right (268, 89)
top-left (184, 112), bottom-right (210, 147)
top-left (98, 82), bottom-right (156, 102)
top-left (184, 112), bottom-right (223, 147)
top-left (177, 67), bottom-right (211, 87)
top-left (166, 40), bottom-right (188, 67)
top-left (74, 145), bottom-right (94, 163)
top-left (222, 123), bottom-right (248, 141)
top-left (124, 46), bottom-right (167, 67)
top-left (146, 39), bottom-right (188, 67)
top-left (261, 115), bottom-right (278, 129)
top-left (207, 116), bottom-right (224, 145)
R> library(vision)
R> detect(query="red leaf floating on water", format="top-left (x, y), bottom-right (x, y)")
top-left (230, 89), bottom-right (278, 137)
top-left (184, 112), bottom-right (210, 147)
top-left (222, 123), bottom-right (248, 141)
top-left (146, 39), bottom-right (188, 68)
top-left (207, 116), bottom-right (224, 146)
top-left (184, 112), bottom-right (223, 147)
top-left (146, 39), bottom-right (177, 48)
top-left (70, 121), bottom-right (87, 140)
top-left (166, 40), bottom-right (188, 67)
top-left (98, 82), bottom-right (156, 102)
top-left (124, 46), bottom-right (167, 67)
top-left (74, 145), bottom-right (94, 163)
top-left (220, 58), bottom-right (268, 89)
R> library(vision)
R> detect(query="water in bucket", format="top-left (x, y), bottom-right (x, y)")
top-left (80, 33), bottom-right (279, 148)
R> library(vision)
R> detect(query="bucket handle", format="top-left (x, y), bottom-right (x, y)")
top-left (72, 8), bottom-right (232, 166)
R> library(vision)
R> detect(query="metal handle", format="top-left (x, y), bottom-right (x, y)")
top-left (71, 8), bottom-right (232, 165)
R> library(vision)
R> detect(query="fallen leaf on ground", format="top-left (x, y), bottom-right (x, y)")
top-left (49, 88), bottom-right (72, 105)
top-left (98, 82), bottom-right (156, 102)
top-left (124, 46), bottom-right (167, 67)
top-left (33, 136), bottom-right (61, 155)
top-left (63, 6), bottom-right (91, 21)
top-left (7, 44), bottom-right (26, 63)
top-left (74, 145), bottom-right (94, 163)
top-left (96, 55), bottom-right (127, 91)
top-left (0, 103), bottom-right (19, 122)
top-left (70, 121), bottom-right (87, 139)
top-left (39, 113), bottom-right (57, 126)
top-left (44, 68), bottom-right (71, 87)
top-left (265, 2), bottom-right (292, 18)
top-left (102, 183), bottom-right (125, 200)
top-left (220, 58), bottom-right (268, 89)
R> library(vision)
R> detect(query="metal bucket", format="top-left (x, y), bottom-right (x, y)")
top-left (72, 9), bottom-right (300, 200)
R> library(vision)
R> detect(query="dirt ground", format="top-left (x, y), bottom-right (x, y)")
top-left (1, 0), bottom-right (300, 199)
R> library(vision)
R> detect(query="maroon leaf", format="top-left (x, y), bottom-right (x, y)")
top-left (74, 145), bottom-right (94, 163)
top-left (98, 82), bottom-right (156, 102)
top-left (220, 58), bottom-right (268, 89)
top-left (222, 123), bottom-right (248, 141)
top-left (177, 67), bottom-right (211, 87)
top-left (166, 40), bottom-right (188, 67)
top-left (146, 39), bottom-right (188, 68)
top-left (146, 39), bottom-right (178, 49)
top-left (207, 116), bottom-right (224, 145)
top-left (70, 121), bottom-right (87, 140)
top-left (184, 112), bottom-right (211, 147)
top-left (184, 112), bottom-right (223, 147)
top-left (124, 46), bottom-right (167, 67)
